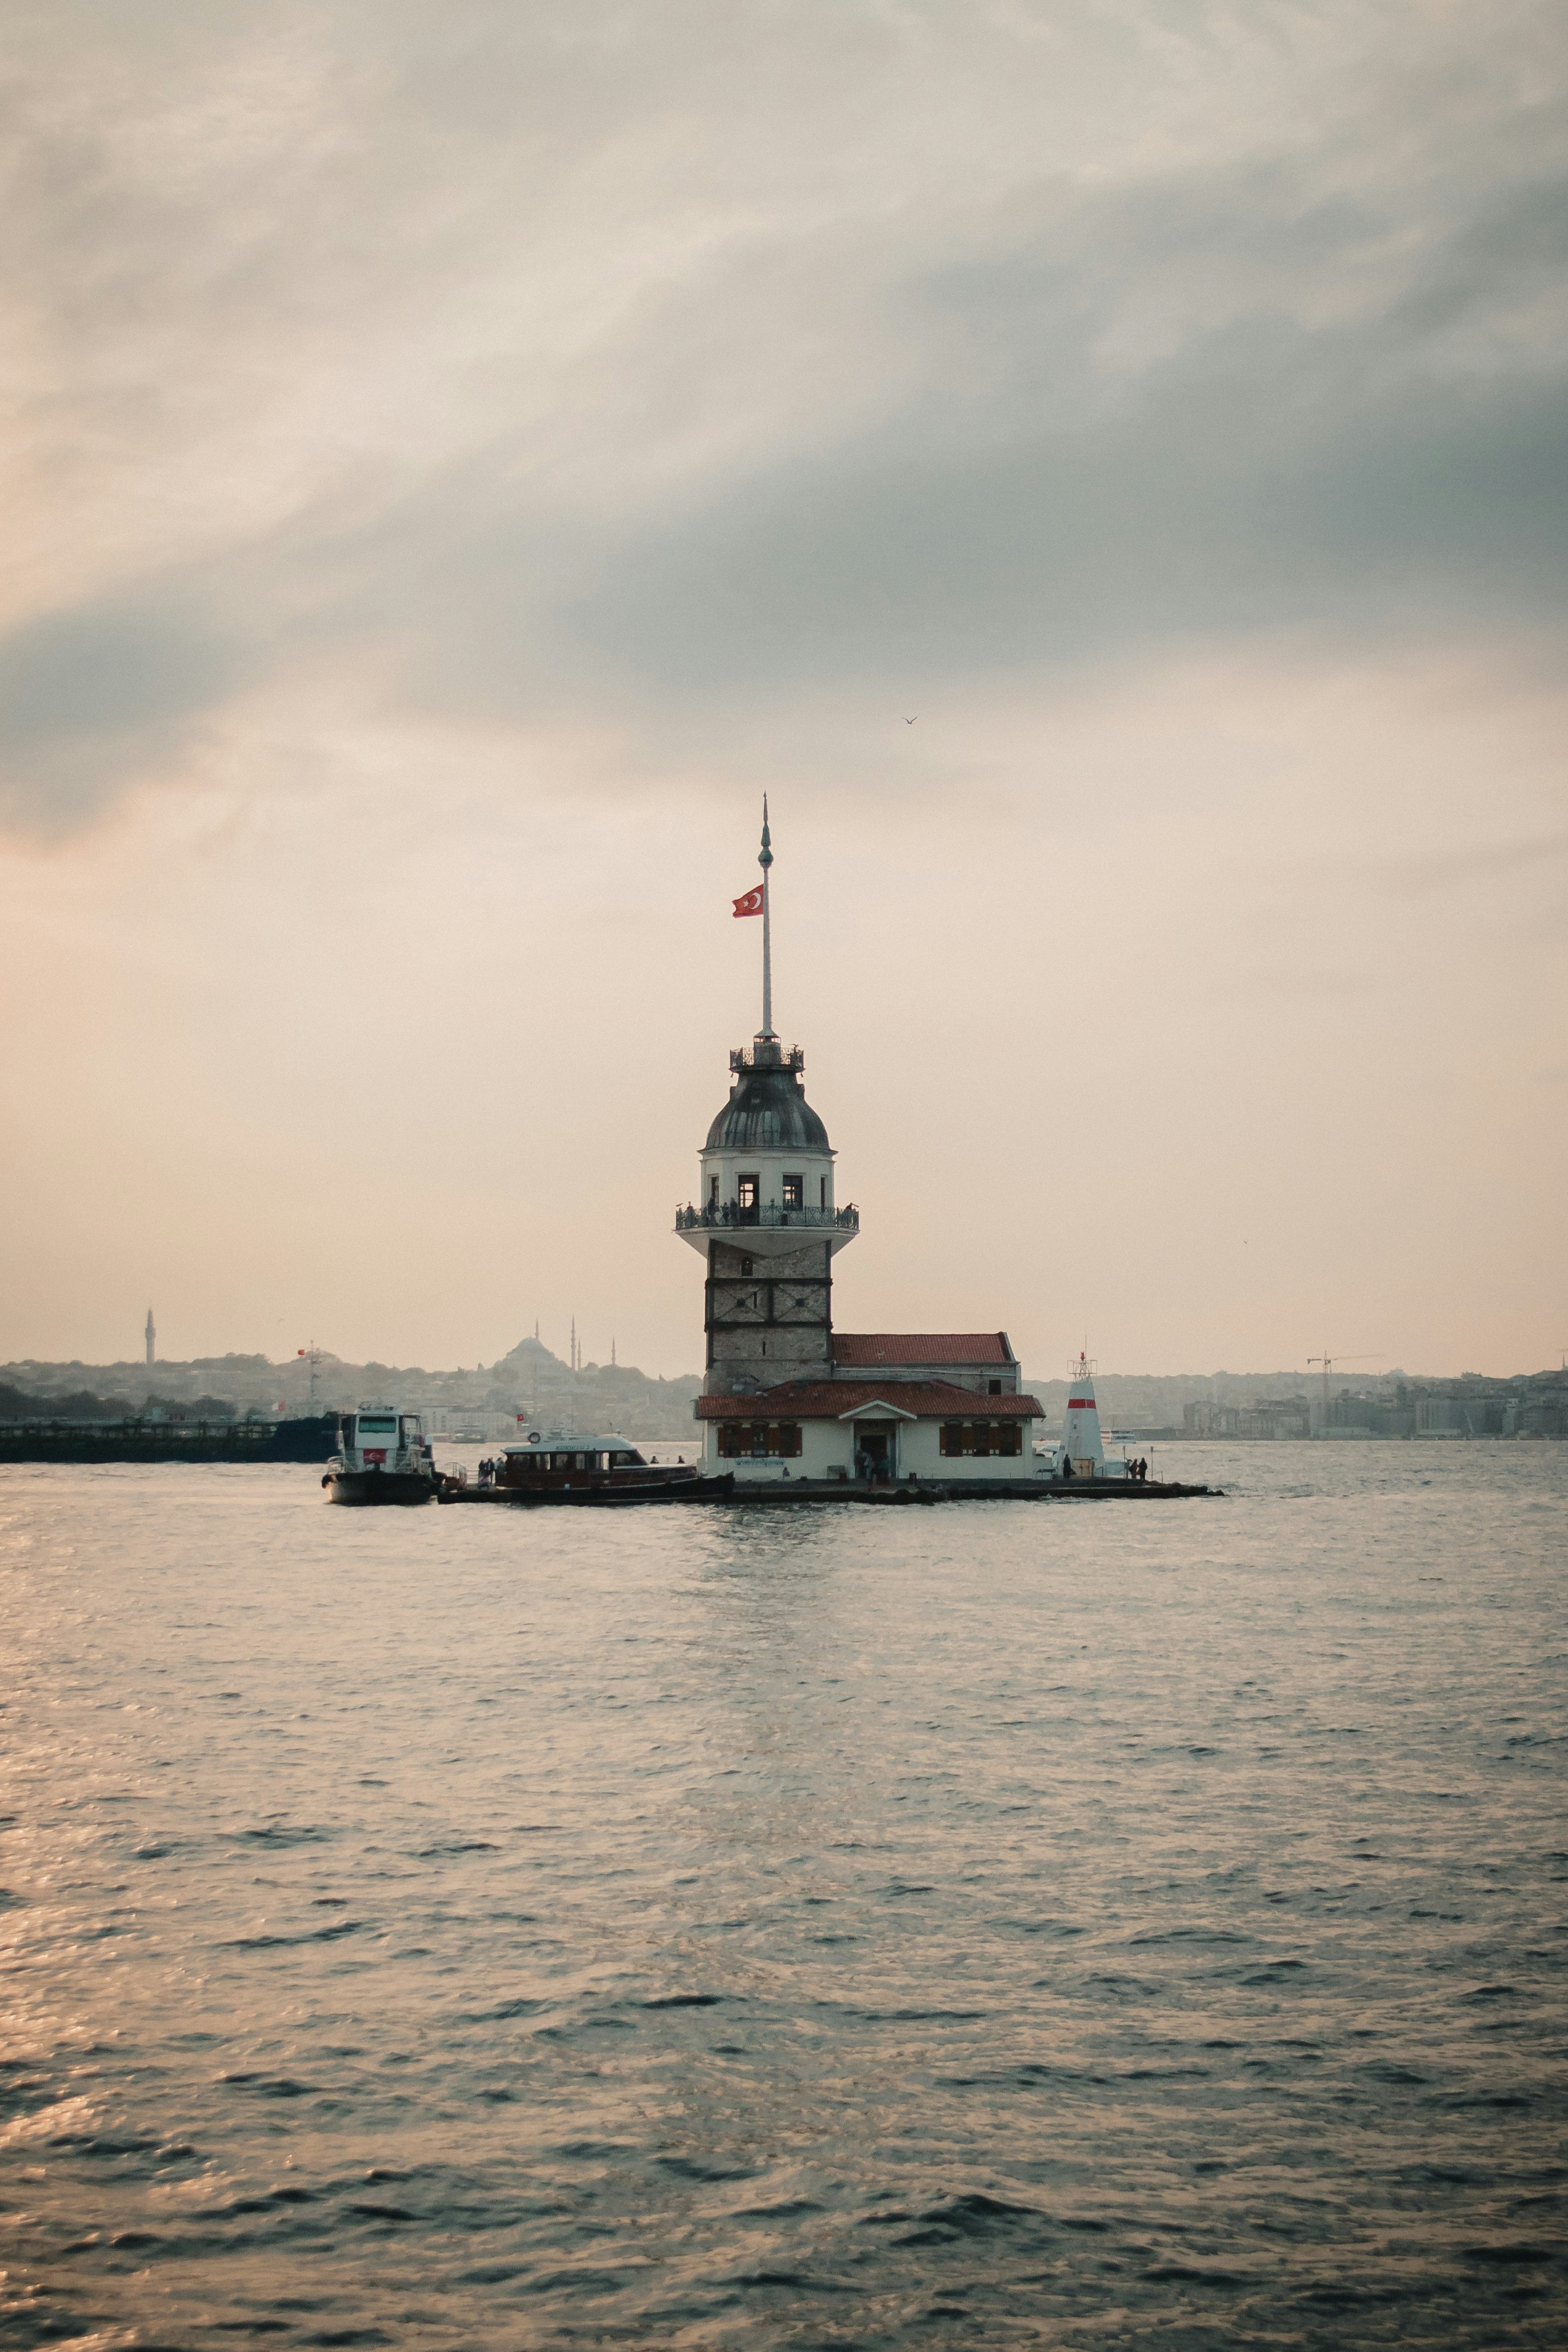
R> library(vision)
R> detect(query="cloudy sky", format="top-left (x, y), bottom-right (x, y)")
top-left (1, 0), bottom-right (1563, 1379)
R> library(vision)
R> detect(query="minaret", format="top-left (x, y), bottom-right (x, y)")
top-left (145, 1307), bottom-right (156, 1368)
top-left (676, 807), bottom-right (858, 1398)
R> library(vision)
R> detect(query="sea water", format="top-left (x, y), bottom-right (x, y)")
top-left (1, 1444), bottom-right (1564, 2347)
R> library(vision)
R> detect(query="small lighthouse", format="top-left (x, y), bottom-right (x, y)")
top-left (145, 1306), bottom-right (156, 1369)
top-left (1061, 1352), bottom-right (1107, 1475)
top-left (675, 806), bottom-right (858, 1397)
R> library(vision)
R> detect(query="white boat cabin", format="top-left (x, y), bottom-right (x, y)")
top-left (338, 1405), bottom-right (431, 1475)
top-left (504, 1432), bottom-right (649, 1474)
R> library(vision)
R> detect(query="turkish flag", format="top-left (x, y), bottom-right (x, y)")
top-left (732, 885), bottom-right (764, 917)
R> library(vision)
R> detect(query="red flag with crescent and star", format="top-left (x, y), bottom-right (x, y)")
top-left (732, 885), bottom-right (765, 917)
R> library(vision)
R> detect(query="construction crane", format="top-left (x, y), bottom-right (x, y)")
top-left (1307, 1351), bottom-right (1380, 1435)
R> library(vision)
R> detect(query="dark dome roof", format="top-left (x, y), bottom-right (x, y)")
top-left (706, 1044), bottom-right (831, 1153)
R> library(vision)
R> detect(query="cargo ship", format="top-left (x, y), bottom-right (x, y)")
top-left (0, 1413), bottom-right (338, 1465)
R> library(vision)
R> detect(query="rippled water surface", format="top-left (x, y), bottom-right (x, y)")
top-left (2, 1444), bottom-right (1565, 2347)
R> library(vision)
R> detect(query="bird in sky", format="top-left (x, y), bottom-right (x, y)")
top-left (904, 714), bottom-right (918, 724)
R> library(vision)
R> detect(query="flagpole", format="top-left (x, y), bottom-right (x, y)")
top-left (759, 797), bottom-right (774, 1037)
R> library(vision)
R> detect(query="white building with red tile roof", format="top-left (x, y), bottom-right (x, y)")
top-left (695, 1379), bottom-right (1041, 1483)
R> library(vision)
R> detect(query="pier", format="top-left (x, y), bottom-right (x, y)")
top-left (440, 1473), bottom-right (1219, 1506)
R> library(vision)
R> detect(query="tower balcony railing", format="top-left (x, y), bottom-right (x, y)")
top-left (730, 1042), bottom-right (804, 1073)
top-left (674, 1201), bottom-right (859, 1234)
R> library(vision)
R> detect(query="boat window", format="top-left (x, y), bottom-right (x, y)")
top-left (358, 1417), bottom-right (396, 1434)
top-left (782, 1174), bottom-right (803, 1208)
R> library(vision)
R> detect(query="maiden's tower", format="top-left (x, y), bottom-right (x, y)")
top-left (676, 809), bottom-right (1044, 1483)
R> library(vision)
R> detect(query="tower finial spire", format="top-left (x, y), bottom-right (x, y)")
top-left (758, 796), bottom-right (774, 1039)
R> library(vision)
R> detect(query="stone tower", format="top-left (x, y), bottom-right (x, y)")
top-left (675, 809), bottom-right (858, 1396)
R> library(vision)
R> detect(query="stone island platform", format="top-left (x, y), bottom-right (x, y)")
top-left (711, 1473), bottom-right (1220, 1504)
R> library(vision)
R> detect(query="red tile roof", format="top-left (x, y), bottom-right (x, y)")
top-left (832, 1332), bottom-right (1014, 1367)
top-left (696, 1379), bottom-right (1042, 1421)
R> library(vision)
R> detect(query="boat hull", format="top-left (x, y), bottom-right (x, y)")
top-left (324, 1467), bottom-right (437, 1507)
top-left (444, 1470), bottom-right (735, 1506)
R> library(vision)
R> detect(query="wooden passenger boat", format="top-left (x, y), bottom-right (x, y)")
top-left (444, 1432), bottom-right (733, 1505)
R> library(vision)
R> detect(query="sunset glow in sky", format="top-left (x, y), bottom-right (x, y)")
top-left (2, 1), bottom-right (1564, 1377)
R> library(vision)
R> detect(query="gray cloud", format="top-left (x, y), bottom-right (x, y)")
top-left (1, 1), bottom-right (1564, 826)
top-left (553, 158), bottom-right (1568, 690)
top-left (0, 593), bottom-right (244, 827)
top-left (268, 132), bottom-right (1568, 718)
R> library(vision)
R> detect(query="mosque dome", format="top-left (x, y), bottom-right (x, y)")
top-left (705, 1040), bottom-right (831, 1155)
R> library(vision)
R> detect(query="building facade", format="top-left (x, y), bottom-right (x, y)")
top-left (694, 1377), bottom-right (1040, 1482)
top-left (675, 1036), bottom-right (856, 1397)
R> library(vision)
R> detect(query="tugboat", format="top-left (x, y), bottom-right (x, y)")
top-left (323, 1405), bottom-right (439, 1506)
top-left (447, 1430), bottom-right (733, 1505)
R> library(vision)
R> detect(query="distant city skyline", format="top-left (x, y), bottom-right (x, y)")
top-left (6, 1330), bottom-right (1565, 1401)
